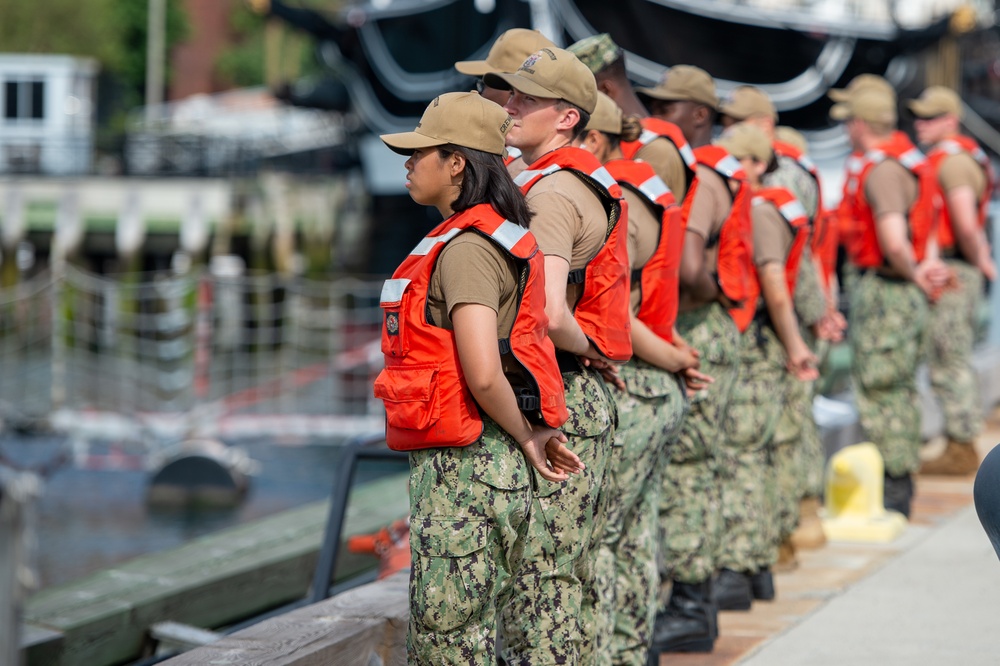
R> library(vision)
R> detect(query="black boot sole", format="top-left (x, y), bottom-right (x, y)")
top-left (650, 636), bottom-right (715, 653)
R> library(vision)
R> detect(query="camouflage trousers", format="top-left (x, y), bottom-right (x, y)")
top-left (927, 259), bottom-right (983, 444)
top-left (793, 248), bottom-right (828, 328)
top-left (660, 303), bottom-right (740, 584)
top-left (590, 361), bottom-right (688, 666)
top-left (407, 416), bottom-right (532, 665)
top-left (770, 328), bottom-right (825, 546)
top-left (500, 364), bottom-right (615, 666)
top-left (850, 273), bottom-right (928, 477)
top-left (715, 322), bottom-right (788, 573)
top-left (802, 337), bottom-right (830, 499)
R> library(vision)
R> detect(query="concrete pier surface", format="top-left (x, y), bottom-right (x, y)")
top-left (660, 408), bottom-right (1000, 666)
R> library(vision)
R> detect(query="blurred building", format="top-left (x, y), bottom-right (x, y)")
top-left (0, 54), bottom-right (97, 175)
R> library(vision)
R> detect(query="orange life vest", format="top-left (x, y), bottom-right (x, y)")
top-left (621, 117), bottom-right (698, 190)
top-left (854, 133), bottom-right (939, 268)
top-left (773, 139), bottom-right (836, 288)
top-left (374, 203), bottom-right (568, 451)
top-left (752, 186), bottom-right (811, 295)
top-left (927, 134), bottom-right (995, 253)
top-left (838, 151), bottom-right (868, 265)
top-left (605, 158), bottom-right (684, 343)
top-left (682, 145), bottom-right (757, 332)
top-left (514, 147), bottom-right (633, 362)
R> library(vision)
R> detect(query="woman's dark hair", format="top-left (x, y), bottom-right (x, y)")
top-left (598, 114), bottom-right (643, 148)
top-left (438, 144), bottom-right (534, 229)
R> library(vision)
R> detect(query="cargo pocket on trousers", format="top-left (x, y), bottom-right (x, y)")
top-left (411, 518), bottom-right (491, 634)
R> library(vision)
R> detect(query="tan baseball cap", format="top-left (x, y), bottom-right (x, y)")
top-left (775, 125), bottom-right (809, 153)
top-left (830, 88), bottom-right (897, 125)
top-left (718, 85), bottom-right (777, 121)
top-left (454, 29), bottom-right (556, 77)
top-left (636, 65), bottom-right (718, 110)
top-left (380, 92), bottom-right (512, 156)
top-left (828, 74), bottom-right (895, 103)
top-left (717, 122), bottom-right (773, 163)
top-left (568, 33), bottom-right (623, 75)
top-left (908, 85), bottom-right (963, 119)
top-left (586, 92), bottom-right (623, 135)
top-left (484, 47), bottom-right (598, 113)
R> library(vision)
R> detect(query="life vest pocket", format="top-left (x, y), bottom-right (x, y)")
top-left (374, 364), bottom-right (441, 431)
top-left (380, 278), bottom-right (412, 357)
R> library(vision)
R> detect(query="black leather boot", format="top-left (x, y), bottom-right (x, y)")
top-left (713, 568), bottom-right (753, 610)
top-left (750, 567), bottom-right (775, 601)
top-left (884, 472), bottom-right (914, 518)
top-left (648, 580), bottom-right (716, 656)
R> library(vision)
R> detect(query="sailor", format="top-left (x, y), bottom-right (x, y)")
top-left (455, 28), bottom-right (556, 108)
top-left (718, 85), bottom-right (840, 569)
top-left (574, 92), bottom-right (709, 665)
top-left (568, 34), bottom-right (696, 201)
top-left (909, 85), bottom-right (996, 476)
top-left (645, 65), bottom-right (749, 656)
top-left (484, 47), bottom-right (631, 664)
top-left (830, 87), bottom-right (953, 518)
top-left (374, 91), bottom-right (582, 665)
top-left (828, 74), bottom-right (900, 299)
top-left (710, 123), bottom-right (818, 610)
top-left (773, 124), bottom-right (846, 554)
top-left (636, 65), bottom-right (718, 151)
top-left (455, 28), bottom-right (557, 178)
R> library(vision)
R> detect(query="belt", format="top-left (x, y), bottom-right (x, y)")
top-left (860, 267), bottom-right (907, 283)
top-left (555, 350), bottom-right (582, 374)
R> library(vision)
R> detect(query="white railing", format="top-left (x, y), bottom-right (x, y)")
top-left (0, 265), bottom-right (387, 449)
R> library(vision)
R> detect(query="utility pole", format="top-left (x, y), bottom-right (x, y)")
top-left (145, 0), bottom-right (167, 123)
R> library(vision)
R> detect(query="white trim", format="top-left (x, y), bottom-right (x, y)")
top-left (591, 166), bottom-right (617, 191)
top-left (491, 220), bottom-right (529, 251)
top-left (639, 175), bottom-right (671, 202)
top-left (410, 227), bottom-right (462, 256)
top-left (380, 278), bottom-right (411, 304)
top-left (715, 154), bottom-right (743, 178)
top-left (779, 199), bottom-right (808, 221)
top-left (514, 164), bottom-right (561, 187)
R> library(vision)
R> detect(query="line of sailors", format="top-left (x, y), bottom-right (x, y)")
top-left (373, 27), bottom-right (995, 666)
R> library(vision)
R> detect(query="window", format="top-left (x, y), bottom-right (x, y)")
top-left (4, 79), bottom-right (45, 121)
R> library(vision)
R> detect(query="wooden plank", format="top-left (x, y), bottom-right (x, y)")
top-left (160, 572), bottom-right (409, 666)
top-left (23, 472), bottom-right (409, 666)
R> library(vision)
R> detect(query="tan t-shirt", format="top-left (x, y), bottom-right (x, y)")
top-left (636, 138), bottom-right (689, 202)
top-left (864, 160), bottom-right (917, 218)
top-left (685, 165), bottom-right (732, 273)
top-left (526, 170), bottom-right (608, 309)
top-left (427, 231), bottom-right (519, 338)
top-left (752, 201), bottom-right (794, 268)
top-left (938, 152), bottom-right (987, 200)
top-left (622, 187), bottom-right (661, 315)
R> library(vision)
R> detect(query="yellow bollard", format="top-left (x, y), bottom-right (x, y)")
top-left (821, 442), bottom-right (908, 542)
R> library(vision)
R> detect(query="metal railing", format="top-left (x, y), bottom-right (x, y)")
top-left (0, 265), bottom-right (388, 451)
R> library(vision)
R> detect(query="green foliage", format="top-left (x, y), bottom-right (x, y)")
top-left (105, 0), bottom-right (190, 106)
top-left (0, 0), bottom-right (189, 107)
top-left (215, 6), bottom-right (268, 88)
top-left (0, 0), bottom-right (120, 64)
